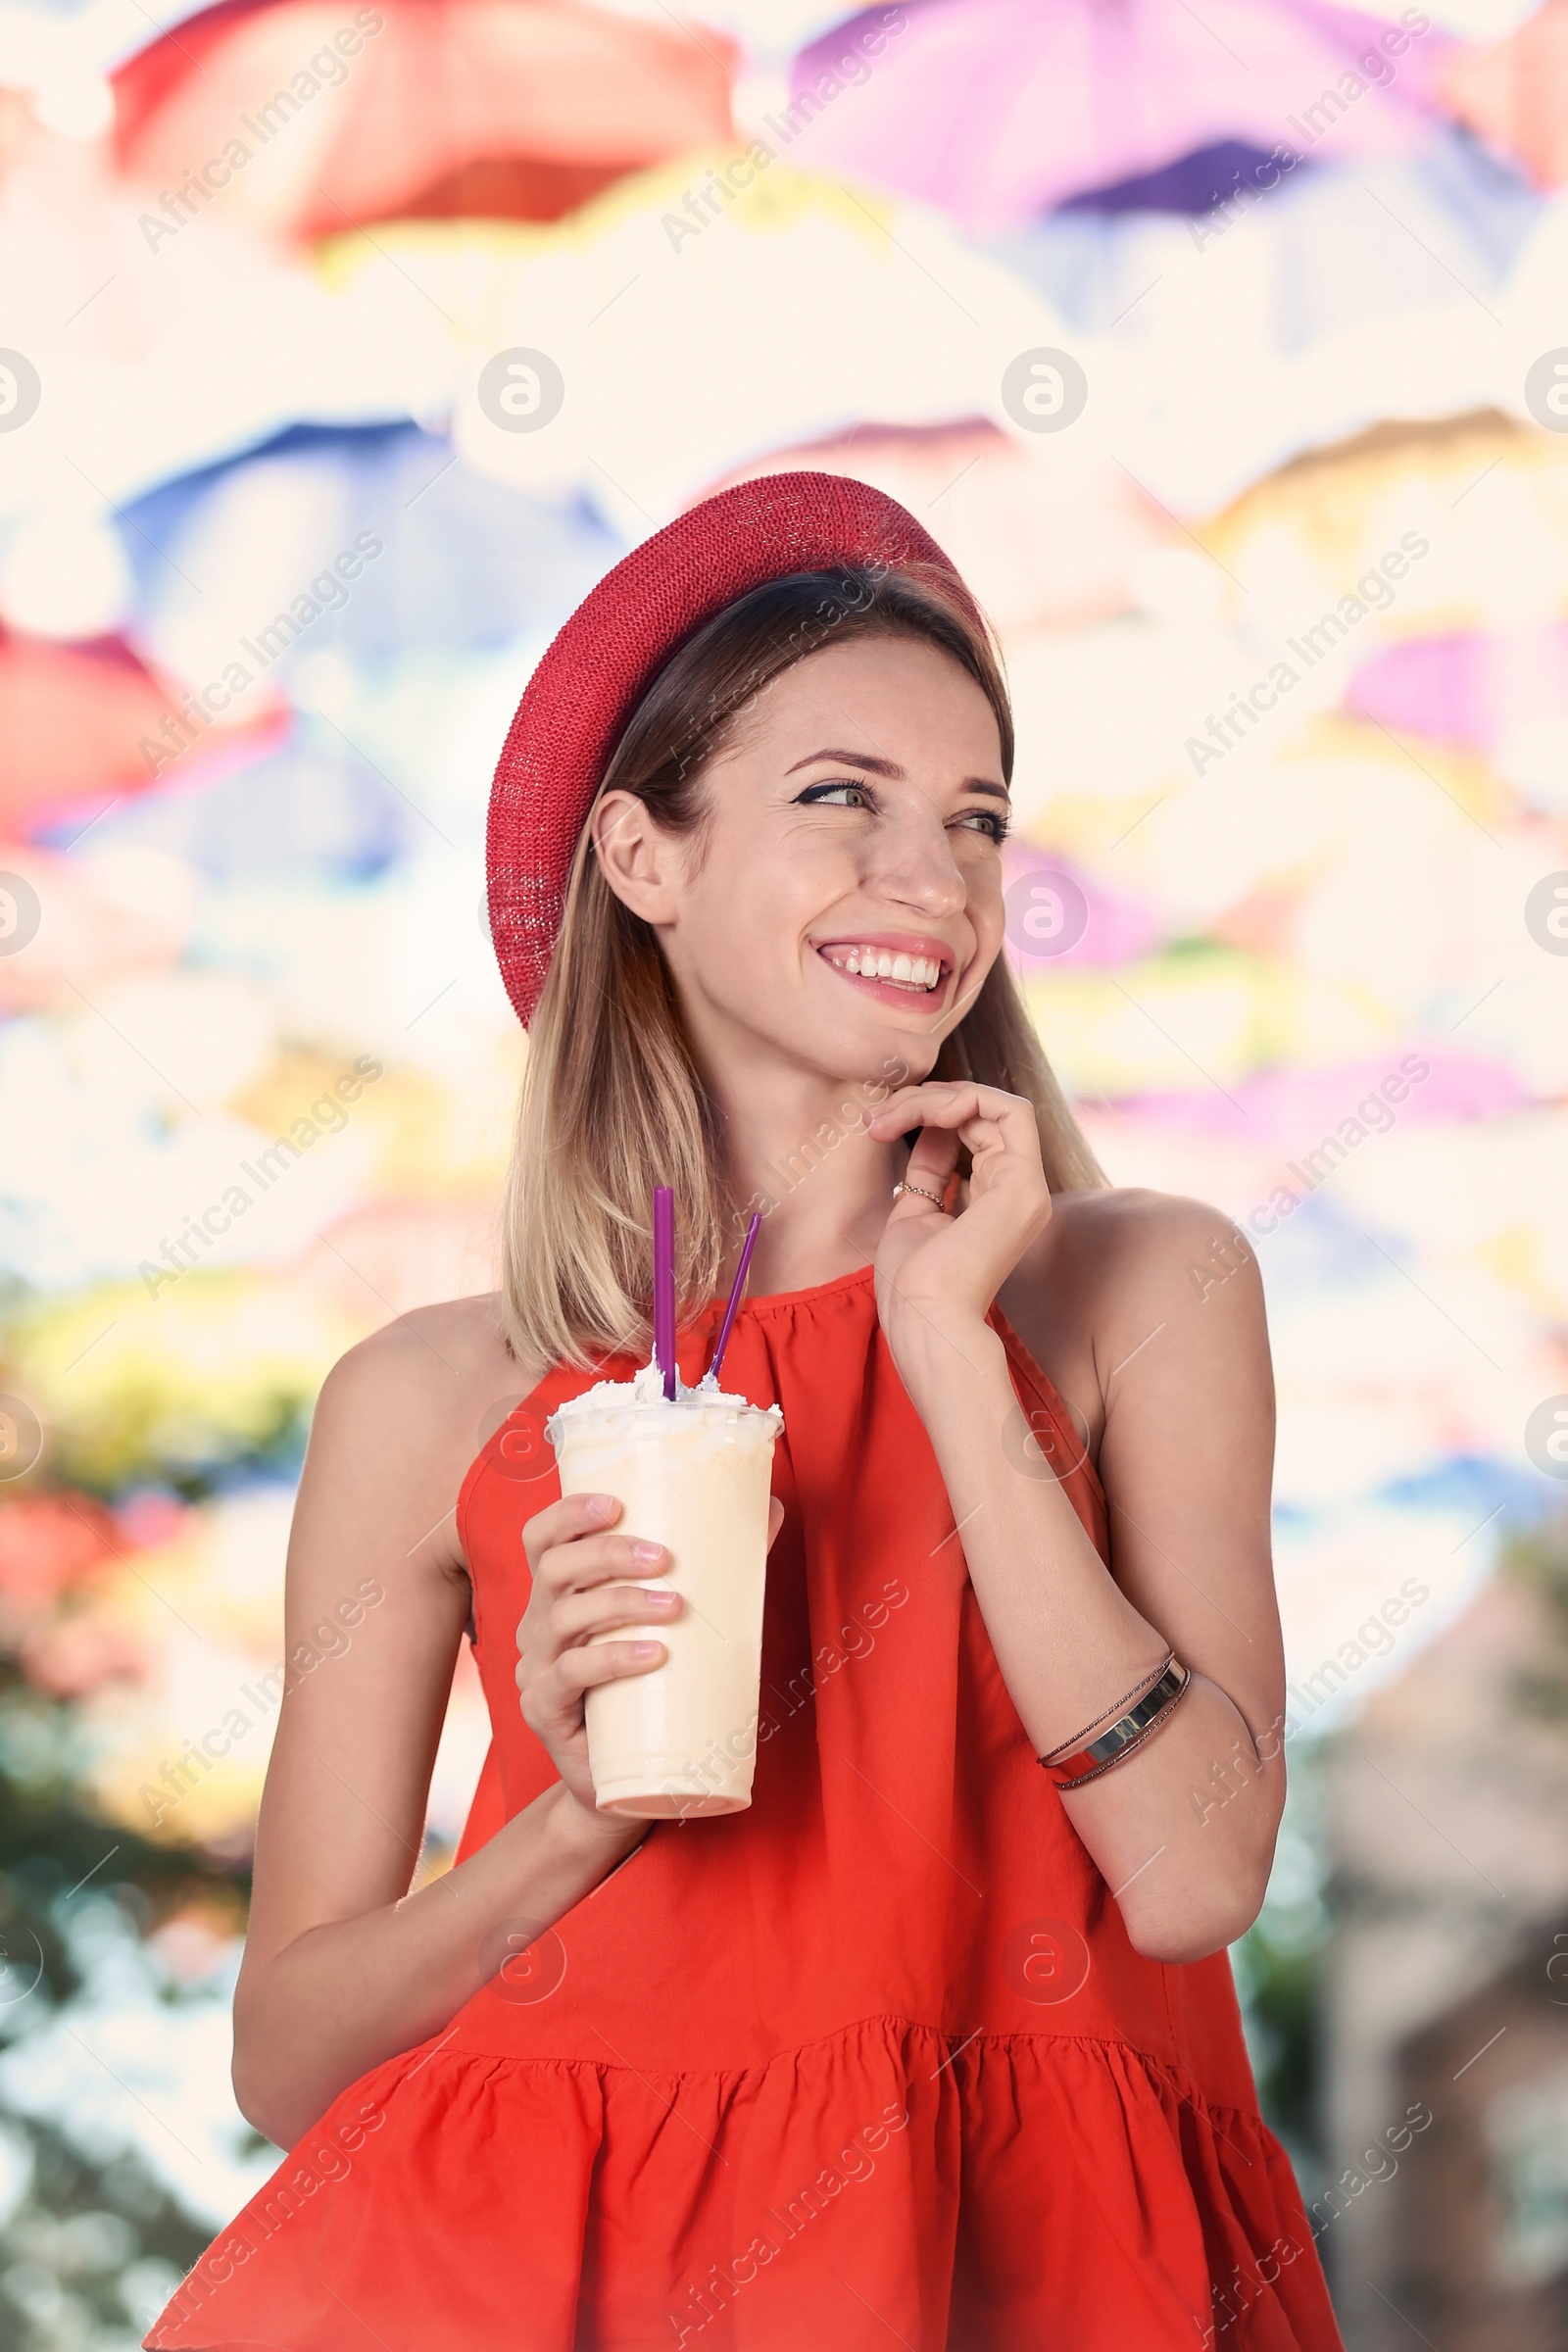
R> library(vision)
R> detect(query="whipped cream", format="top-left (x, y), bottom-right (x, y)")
top-left (547, 1355), bottom-right (782, 1445)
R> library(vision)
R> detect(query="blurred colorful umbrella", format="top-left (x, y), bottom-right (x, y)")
top-left (112, 0), bottom-right (737, 238)
top-left (0, 842), bottom-right (196, 1015)
top-left (696, 416), bottom-right (1181, 633)
top-left (999, 126), bottom-right (1539, 351)
top-left (0, 96), bottom-right (454, 548)
top-left (320, 156), bottom-right (1100, 531)
top-left (786, 0), bottom-right (1456, 234)
top-left (1438, 0), bottom-right (1568, 187)
top-left (1348, 623), bottom-right (1568, 808)
top-left (122, 420), bottom-right (625, 705)
top-left (0, 628), bottom-right (276, 831)
top-left (1200, 412), bottom-right (1568, 643)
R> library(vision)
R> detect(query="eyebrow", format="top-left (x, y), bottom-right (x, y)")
top-left (783, 747), bottom-right (1010, 802)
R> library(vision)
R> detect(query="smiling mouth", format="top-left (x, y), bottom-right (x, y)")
top-left (816, 944), bottom-right (948, 995)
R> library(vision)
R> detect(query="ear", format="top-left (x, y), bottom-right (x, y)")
top-left (591, 789), bottom-right (685, 925)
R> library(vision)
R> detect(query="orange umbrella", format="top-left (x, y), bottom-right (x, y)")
top-left (1439, 0), bottom-right (1568, 188)
top-left (112, 0), bottom-right (737, 239)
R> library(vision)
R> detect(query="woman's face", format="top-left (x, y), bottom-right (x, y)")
top-left (595, 632), bottom-right (1010, 1088)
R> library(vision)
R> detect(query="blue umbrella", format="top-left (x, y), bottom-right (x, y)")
top-left (120, 421), bottom-right (626, 684)
top-left (995, 125), bottom-right (1541, 349)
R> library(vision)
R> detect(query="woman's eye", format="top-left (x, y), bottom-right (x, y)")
top-left (795, 780), bottom-right (870, 808)
top-left (956, 809), bottom-right (1010, 844)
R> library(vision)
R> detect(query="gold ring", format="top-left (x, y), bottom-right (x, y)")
top-left (894, 1179), bottom-right (949, 1211)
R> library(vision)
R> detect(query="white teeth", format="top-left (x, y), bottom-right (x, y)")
top-left (821, 946), bottom-right (943, 990)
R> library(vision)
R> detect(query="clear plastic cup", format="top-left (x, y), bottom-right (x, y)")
top-left (546, 1381), bottom-right (784, 1818)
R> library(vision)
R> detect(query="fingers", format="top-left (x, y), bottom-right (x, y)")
top-left (901, 1121), bottom-right (962, 1193)
top-left (514, 1577), bottom-right (673, 1712)
top-left (765, 1494), bottom-right (785, 1551)
top-left (552, 1639), bottom-right (669, 1694)
top-left (551, 1580), bottom-right (682, 1645)
top-left (522, 1491), bottom-right (620, 1576)
top-left (866, 1079), bottom-right (1031, 1138)
top-left (525, 1519), bottom-right (667, 1606)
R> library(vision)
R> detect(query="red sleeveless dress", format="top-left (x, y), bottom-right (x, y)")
top-left (147, 1264), bottom-right (1344, 2351)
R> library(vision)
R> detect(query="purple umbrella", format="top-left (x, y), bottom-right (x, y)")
top-left (787, 0), bottom-right (1456, 234)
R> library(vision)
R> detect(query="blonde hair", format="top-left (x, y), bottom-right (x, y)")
top-left (499, 564), bottom-right (1108, 1370)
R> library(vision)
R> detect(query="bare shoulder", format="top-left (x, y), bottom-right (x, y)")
top-left (1042, 1184), bottom-right (1259, 1298)
top-left (1000, 1186), bottom-right (1268, 1456)
top-left (305, 1292), bottom-right (539, 1577)
top-left (1045, 1183), bottom-right (1266, 1342)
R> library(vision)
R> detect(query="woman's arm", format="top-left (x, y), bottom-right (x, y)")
top-left (869, 1088), bottom-right (1286, 1965)
top-left (230, 1310), bottom-right (655, 2151)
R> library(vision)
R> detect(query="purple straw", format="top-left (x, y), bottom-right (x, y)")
top-left (709, 1211), bottom-right (761, 1383)
top-left (653, 1186), bottom-right (676, 1400)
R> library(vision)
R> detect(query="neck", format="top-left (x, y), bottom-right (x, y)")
top-left (704, 1036), bottom-right (917, 1298)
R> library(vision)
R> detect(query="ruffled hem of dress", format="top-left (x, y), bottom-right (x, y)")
top-left (144, 2012), bottom-right (1344, 2352)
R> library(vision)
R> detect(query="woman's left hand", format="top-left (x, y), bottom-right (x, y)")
top-left (866, 1081), bottom-right (1054, 1368)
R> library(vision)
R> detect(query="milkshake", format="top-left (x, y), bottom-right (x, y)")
top-left (546, 1366), bottom-right (784, 1818)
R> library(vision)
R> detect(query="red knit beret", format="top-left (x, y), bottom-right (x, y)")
top-left (486, 468), bottom-right (978, 1027)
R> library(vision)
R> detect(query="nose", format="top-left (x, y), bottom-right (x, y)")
top-left (864, 800), bottom-right (969, 920)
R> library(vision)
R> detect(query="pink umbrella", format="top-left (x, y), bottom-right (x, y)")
top-left (694, 418), bottom-right (1181, 634)
top-left (1112, 1050), bottom-right (1526, 1142)
top-left (1347, 626), bottom-right (1568, 751)
top-left (788, 0), bottom-right (1457, 234)
top-left (1438, 0), bottom-right (1568, 189)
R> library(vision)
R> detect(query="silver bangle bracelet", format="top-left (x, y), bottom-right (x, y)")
top-left (1039, 1653), bottom-right (1175, 1762)
top-left (1037, 1660), bottom-right (1192, 1790)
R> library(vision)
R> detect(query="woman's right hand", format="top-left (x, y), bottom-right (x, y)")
top-left (514, 1492), bottom-right (682, 1828)
top-left (514, 1491), bottom-right (786, 1832)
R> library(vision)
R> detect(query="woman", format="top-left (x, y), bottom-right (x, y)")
top-left (148, 473), bottom-right (1343, 2350)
